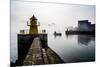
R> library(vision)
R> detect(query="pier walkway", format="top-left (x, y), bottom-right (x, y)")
top-left (23, 37), bottom-right (64, 65)
top-left (23, 37), bottom-right (46, 65)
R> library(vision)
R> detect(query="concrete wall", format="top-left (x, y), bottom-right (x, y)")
top-left (16, 34), bottom-right (47, 65)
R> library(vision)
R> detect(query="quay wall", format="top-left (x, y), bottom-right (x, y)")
top-left (16, 34), bottom-right (47, 66)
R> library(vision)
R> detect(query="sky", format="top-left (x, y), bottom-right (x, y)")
top-left (11, 0), bottom-right (95, 33)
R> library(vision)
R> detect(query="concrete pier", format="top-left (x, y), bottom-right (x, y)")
top-left (15, 34), bottom-right (64, 66)
top-left (23, 37), bottom-right (44, 65)
top-left (23, 37), bottom-right (64, 65)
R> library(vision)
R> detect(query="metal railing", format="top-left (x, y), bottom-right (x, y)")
top-left (19, 29), bottom-right (46, 34)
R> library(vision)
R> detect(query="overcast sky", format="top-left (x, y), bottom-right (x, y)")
top-left (11, 1), bottom-right (95, 33)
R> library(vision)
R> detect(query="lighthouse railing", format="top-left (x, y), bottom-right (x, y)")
top-left (19, 29), bottom-right (46, 34)
top-left (27, 21), bottom-right (40, 26)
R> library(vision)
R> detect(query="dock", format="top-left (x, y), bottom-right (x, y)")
top-left (23, 37), bottom-right (46, 65)
top-left (14, 34), bottom-right (64, 66)
top-left (23, 37), bottom-right (64, 65)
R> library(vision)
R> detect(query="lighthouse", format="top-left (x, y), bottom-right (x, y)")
top-left (27, 15), bottom-right (39, 34)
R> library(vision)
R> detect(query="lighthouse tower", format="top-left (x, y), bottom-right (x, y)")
top-left (27, 15), bottom-right (39, 34)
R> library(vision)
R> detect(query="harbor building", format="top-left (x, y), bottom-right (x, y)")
top-left (78, 20), bottom-right (95, 32)
top-left (78, 20), bottom-right (91, 32)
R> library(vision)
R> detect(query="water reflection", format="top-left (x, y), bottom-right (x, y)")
top-left (65, 34), bottom-right (75, 39)
top-left (54, 34), bottom-right (62, 38)
top-left (78, 35), bottom-right (95, 46)
top-left (78, 35), bottom-right (91, 46)
top-left (49, 34), bottom-right (95, 62)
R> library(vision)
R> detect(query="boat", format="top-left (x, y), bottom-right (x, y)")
top-left (54, 31), bottom-right (62, 36)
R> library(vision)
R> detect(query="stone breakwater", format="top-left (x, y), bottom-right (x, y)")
top-left (11, 34), bottom-right (64, 66)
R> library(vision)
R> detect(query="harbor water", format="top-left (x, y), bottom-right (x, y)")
top-left (48, 33), bottom-right (95, 62)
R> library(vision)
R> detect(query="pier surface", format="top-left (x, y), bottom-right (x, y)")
top-left (15, 34), bottom-right (64, 66)
top-left (23, 37), bottom-right (64, 65)
top-left (11, 34), bottom-right (64, 66)
top-left (23, 37), bottom-right (44, 65)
